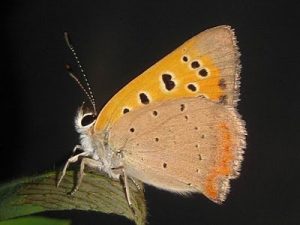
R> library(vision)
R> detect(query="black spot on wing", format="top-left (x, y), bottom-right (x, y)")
top-left (162, 74), bottom-right (175, 91)
top-left (139, 93), bottom-right (150, 104)
top-left (199, 68), bottom-right (208, 77)
top-left (191, 61), bottom-right (200, 69)
top-left (218, 78), bottom-right (226, 89)
top-left (182, 56), bottom-right (188, 62)
top-left (187, 84), bottom-right (197, 92)
top-left (180, 104), bottom-right (185, 111)
top-left (123, 108), bottom-right (130, 114)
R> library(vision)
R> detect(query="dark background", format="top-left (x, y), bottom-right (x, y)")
top-left (2, 1), bottom-right (300, 225)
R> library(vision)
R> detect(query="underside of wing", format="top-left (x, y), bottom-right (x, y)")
top-left (95, 26), bottom-right (241, 131)
top-left (109, 97), bottom-right (246, 203)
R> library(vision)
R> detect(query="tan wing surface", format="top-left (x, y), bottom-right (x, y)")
top-left (109, 97), bottom-right (246, 203)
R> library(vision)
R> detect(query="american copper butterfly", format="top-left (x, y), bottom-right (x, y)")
top-left (58, 25), bottom-right (246, 205)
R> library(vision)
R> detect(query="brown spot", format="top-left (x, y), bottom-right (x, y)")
top-left (162, 74), bottom-right (175, 91)
top-left (219, 95), bottom-right (228, 104)
top-left (187, 84), bottom-right (197, 92)
top-left (191, 61), bottom-right (200, 69)
top-left (199, 68), bottom-right (208, 77)
top-left (163, 163), bottom-right (167, 168)
top-left (195, 144), bottom-right (199, 148)
top-left (184, 115), bottom-right (189, 120)
top-left (198, 154), bottom-right (202, 160)
top-left (194, 126), bottom-right (198, 130)
top-left (139, 93), bottom-right (150, 104)
top-left (180, 104), bottom-right (185, 111)
top-left (218, 78), bottom-right (226, 89)
top-left (155, 137), bottom-right (159, 142)
top-left (201, 134), bottom-right (205, 139)
top-left (153, 110), bottom-right (158, 116)
top-left (123, 108), bottom-right (129, 114)
top-left (130, 128), bottom-right (135, 133)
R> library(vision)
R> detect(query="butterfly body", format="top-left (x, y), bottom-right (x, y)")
top-left (73, 109), bottom-right (121, 180)
top-left (58, 25), bottom-right (246, 204)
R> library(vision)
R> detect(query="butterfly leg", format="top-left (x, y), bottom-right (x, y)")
top-left (57, 150), bottom-right (89, 187)
top-left (130, 177), bottom-right (143, 192)
top-left (122, 169), bottom-right (133, 206)
top-left (112, 167), bottom-right (134, 207)
top-left (72, 144), bottom-right (82, 153)
top-left (71, 157), bottom-right (103, 195)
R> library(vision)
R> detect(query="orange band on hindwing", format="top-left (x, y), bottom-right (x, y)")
top-left (204, 122), bottom-right (234, 202)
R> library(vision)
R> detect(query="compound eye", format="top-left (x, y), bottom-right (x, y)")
top-left (81, 114), bottom-right (96, 127)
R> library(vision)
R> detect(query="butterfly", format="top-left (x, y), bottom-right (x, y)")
top-left (57, 25), bottom-right (246, 205)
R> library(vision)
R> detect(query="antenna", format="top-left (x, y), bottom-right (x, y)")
top-left (65, 64), bottom-right (97, 114)
top-left (64, 32), bottom-right (97, 115)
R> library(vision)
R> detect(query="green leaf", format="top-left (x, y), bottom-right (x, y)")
top-left (0, 171), bottom-right (146, 225)
top-left (0, 216), bottom-right (71, 225)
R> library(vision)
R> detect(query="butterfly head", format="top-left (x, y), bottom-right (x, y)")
top-left (75, 103), bottom-right (97, 134)
top-left (74, 102), bottom-right (122, 180)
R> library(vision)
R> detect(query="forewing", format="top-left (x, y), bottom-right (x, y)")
top-left (95, 26), bottom-right (240, 131)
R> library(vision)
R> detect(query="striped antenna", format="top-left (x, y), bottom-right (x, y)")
top-left (64, 32), bottom-right (97, 115)
top-left (65, 64), bottom-right (97, 115)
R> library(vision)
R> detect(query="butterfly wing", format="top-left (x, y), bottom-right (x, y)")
top-left (108, 97), bottom-right (246, 203)
top-left (94, 25), bottom-right (240, 131)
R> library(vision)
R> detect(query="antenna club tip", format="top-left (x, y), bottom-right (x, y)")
top-left (64, 32), bottom-right (73, 48)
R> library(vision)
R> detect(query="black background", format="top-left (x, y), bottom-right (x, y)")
top-left (2, 1), bottom-right (300, 225)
